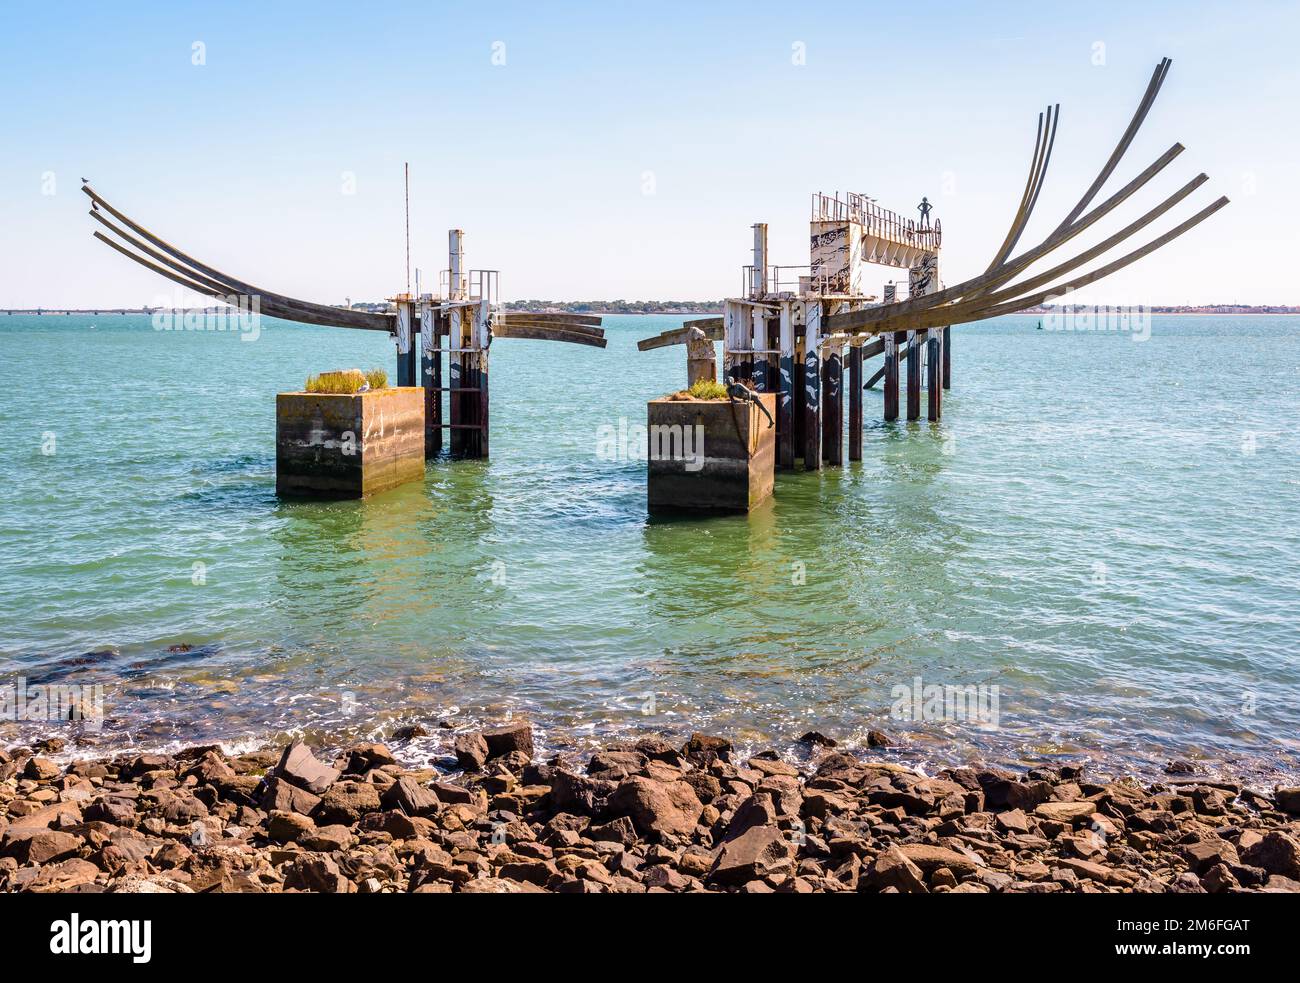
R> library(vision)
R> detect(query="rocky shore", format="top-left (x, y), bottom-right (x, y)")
top-left (3, 724), bottom-right (1300, 893)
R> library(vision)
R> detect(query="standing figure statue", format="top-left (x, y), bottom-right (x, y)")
top-left (917, 196), bottom-right (933, 230)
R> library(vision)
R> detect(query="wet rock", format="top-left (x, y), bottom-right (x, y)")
top-left (866, 730), bottom-right (891, 748)
top-left (392, 724), bottom-right (429, 741)
top-left (345, 743), bottom-right (397, 773)
top-left (482, 722), bottom-right (533, 761)
top-left (797, 731), bottom-right (838, 748)
top-left (1274, 787), bottom-right (1300, 815)
top-left (275, 742), bottom-right (340, 795)
top-left (454, 732), bottom-right (489, 772)
top-left (1164, 759), bottom-right (1196, 775)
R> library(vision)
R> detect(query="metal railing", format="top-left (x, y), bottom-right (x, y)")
top-left (811, 192), bottom-right (942, 251)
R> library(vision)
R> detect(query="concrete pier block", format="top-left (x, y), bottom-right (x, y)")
top-left (647, 393), bottom-right (776, 514)
top-left (276, 387), bottom-right (425, 498)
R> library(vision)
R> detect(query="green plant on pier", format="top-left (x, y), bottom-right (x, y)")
top-left (304, 367), bottom-right (389, 394)
top-left (687, 379), bottom-right (729, 400)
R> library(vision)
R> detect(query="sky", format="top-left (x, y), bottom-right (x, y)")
top-left (2, 0), bottom-right (1297, 307)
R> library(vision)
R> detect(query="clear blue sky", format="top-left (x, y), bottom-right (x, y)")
top-left (2, 0), bottom-right (1296, 306)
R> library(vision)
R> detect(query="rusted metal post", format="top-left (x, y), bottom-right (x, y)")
top-left (475, 297), bottom-right (491, 459)
top-left (750, 307), bottom-right (766, 391)
top-left (906, 330), bottom-right (921, 421)
top-left (777, 302), bottom-right (795, 470)
top-left (927, 328), bottom-right (942, 421)
top-left (883, 332), bottom-right (900, 421)
top-left (823, 341), bottom-right (843, 464)
top-left (803, 302), bottom-right (822, 470)
top-left (942, 325), bottom-right (952, 390)
top-left (419, 296), bottom-right (441, 457)
top-left (848, 340), bottom-right (862, 460)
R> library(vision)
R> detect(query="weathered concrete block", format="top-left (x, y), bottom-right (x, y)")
top-left (647, 393), bottom-right (775, 513)
top-left (276, 388), bottom-right (425, 499)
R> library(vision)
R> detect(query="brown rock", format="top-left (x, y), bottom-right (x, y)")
top-left (1275, 787), bottom-right (1300, 815)
top-left (267, 810), bottom-right (315, 843)
top-left (380, 775), bottom-right (441, 816)
top-left (453, 732), bottom-right (489, 771)
top-left (275, 741), bottom-right (340, 794)
top-left (1034, 801), bottom-right (1096, 823)
top-left (259, 776), bottom-right (321, 816)
top-left (23, 757), bottom-right (60, 781)
top-left (1, 828), bottom-right (82, 865)
top-left (283, 853), bottom-right (352, 893)
top-left (896, 843), bottom-right (981, 877)
top-left (864, 844), bottom-right (928, 893)
top-left (797, 731), bottom-right (838, 748)
top-left (313, 781), bottom-right (382, 826)
top-left (301, 825), bottom-right (353, 852)
top-left (482, 722), bottom-right (533, 760)
top-left (1241, 831), bottom-right (1300, 879)
top-left (611, 777), bottom-right (703, 838)
top-left (709, 825), bottom-right (793, 886)
top-left (866, 729), bottom-right (891, 748)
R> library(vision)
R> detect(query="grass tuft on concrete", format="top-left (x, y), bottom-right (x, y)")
top-left (305, 368), bottom-right (389, 394)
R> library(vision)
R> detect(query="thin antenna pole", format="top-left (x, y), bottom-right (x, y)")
top-left (404, 162), bottom-right (411, 297)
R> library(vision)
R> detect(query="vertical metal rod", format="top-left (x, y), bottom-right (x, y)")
top-left (777, 303), bottom-right (794, 470)
top-left (848, 341), bottom-right (862, 460)
top-left (927, 328), bottom-right (942, 421)
top-left (906, 330), bottom-right (921, 421)
top-left (884, 332), bottom-right (899, 422)
top-left (404, 162), bottom-right (411, 298)
top-left (942, 325), bottom-right (952, 390)
top-left (823, 342), bottom-right (843, 465)
top-left (803, 302), bottom-right (823, 470)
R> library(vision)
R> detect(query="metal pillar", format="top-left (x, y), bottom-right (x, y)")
top-left (419, 295), bottom-right (441, 457)
top-left (822, 342), bottom-right (842, 464)
top-left (906, 330), bottom-right (921, 421)
top-left (942, 325), bottom-right (952, 390)
top-left (884, 331), bottom-right (900, 421)
top-left (777, 302), bottom-right (795, 470)
top-left (848, 341), bottom-right (862, 460)
top-left (927, 328), bottom-right (942, 421)
top-left (803, 302), bottom-right (822, 470)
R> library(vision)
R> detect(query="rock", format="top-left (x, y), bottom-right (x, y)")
top-left (1164, 759), bottom-right (1196, 775)
top-left (1275, 787), bottom-right (1300, 815)
top-left (345, 743), bottom-right (397, 772)
top-left (1034, 801), bottom-right (1096, 823)
top-left (259, 777), bottom-right (321, 816)
top-left (996, 808), bottom-right (1030, 833)
top-left (1201, 864), bottom-right (1239, 893)
top-left (683, 733), bottom-right (731, 763)
top-left (454, 732), bottom-right (489, 772)
top-left (392, 724), bottom-right (428, 741)
top-left (1, 828), bottom-right (81, 865)
top-left (267, 810), bottom-right (315, 843)
top-left (380, 776), bottom-right (441, 816)
top-left (709, 825), bottom-right (793, 886)
top-left (611, 777), bottom-right (703, 838)
top-left (275, 741), bottom-right (340, 794)
top-left (866, 730), bottom-right (891, 748)
top-left (895, 844), bottom-right (981, 877)
top-left (797, 731), bottom-right (838, 748)
top-left (482, 722), bottom-right (533, 760)
top-left (587, 750), bottom-right (648, 781)
top-left (1180, 838), bottom-right (1239, 874)
top-left (283, 853), bottom-right (352, 893)
top-left (748, 757), bottom-right (800, 778)
top-left (23, 757), bottom-right (60, 781)
top-left (301, 825), bottom-right (353, 852)
top-left (864, 845), bottom-right (928, 893)
top-left (549, 770), bottom-right (618, 816)
top-left (313, 781), bottom-right (382, 826)
top-left (1241, 831), bottom-right (1300, 879)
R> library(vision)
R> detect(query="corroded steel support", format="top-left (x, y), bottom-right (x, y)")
top-left (942, 326), bottom-right (951, 391)
top-left (883, 332), bottom-right (900, 422)
top-left (777, 304), bottom-right (795, 470)
top-left (906, 331), bottom-right (921, 421)
top-left (927, 329), bottom-right (942, 422)
top-left (803, 304), bottom-right (822, 470)
top-left (848, 342), bottom-right (862, 460)
top-left (823, 341), bottom-right (843, 465)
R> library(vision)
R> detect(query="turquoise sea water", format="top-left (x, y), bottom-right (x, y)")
top-left (2, 313), bottom-right (1298, 781)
